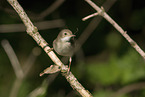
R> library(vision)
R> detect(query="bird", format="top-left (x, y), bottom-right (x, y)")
top-left (53, 29), bottom-right (75, 72)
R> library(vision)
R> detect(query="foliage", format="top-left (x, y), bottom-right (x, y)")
top-left (86, 48), bottom-right (145, 85)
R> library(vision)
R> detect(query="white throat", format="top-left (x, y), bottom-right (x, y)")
top-left (61, 36), bottom-right (71, 42)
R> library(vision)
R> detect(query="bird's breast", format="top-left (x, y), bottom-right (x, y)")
top-left (53, 40), bottom-right (73, 57)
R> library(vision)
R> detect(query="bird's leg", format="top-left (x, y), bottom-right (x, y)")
top-left (68, 57), bottom-right (72, 72)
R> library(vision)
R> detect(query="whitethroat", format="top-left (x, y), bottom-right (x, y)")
top-left (53, 29), bottom-right (75, 72)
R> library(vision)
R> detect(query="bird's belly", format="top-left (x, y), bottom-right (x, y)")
top-left (54, 42), bottom-right (73, 57)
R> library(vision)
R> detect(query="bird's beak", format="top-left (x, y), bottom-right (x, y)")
top-left (61, 34), bottom-right (75, 41)
top-left (69, 34), bottom-right (75, 37)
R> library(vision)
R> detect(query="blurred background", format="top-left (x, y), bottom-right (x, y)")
top-left (0, 0), bottom-right (145, 97)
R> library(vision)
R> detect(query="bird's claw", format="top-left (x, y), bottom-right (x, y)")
top-left (47, 48), bottom-right (53, 53)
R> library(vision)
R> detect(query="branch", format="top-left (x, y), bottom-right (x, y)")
top-left (109, 82), bottom-right (145, 97)
top-left (0, 1), bottom-right (65, 21)
top-left (28, 73), bottom-right (59, 97)
top-left (7, 0), bottom-right (92, 96)
top-left (82, 12), bottom-right (99, 21)
top-left (1, 39), bottom-right (24, 79)
top-left (1, 39), bottom-right (41, 97)
top-left (0, 19), bottom-right (65, 33)
top-left (38, 0), bottom-right (65, 20)
top-left (77, 0), bottom-right (117, 49)
top-left (28, 0), bottom-right (65, 20)
top-left (83, 0), bottom-right (145, 60)
top-left (23, 47), bottom-right (41, 76)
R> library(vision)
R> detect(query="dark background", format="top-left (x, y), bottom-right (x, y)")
top-left (0, 0), bottom-right (145, 97)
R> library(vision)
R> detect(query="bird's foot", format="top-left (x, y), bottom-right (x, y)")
top-left (47, 48), bottom-right (53, 53)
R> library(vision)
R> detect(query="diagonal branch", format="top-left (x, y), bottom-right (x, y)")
top-left (109, 82), bottom-right (145, 97)
top-left (1, 39), bottom-right (41, 97)
top-left (1, 39), bottom-right (24, 79)
top-left (84, 0), bottom-right (145, 60)
top-left (7, 0), bottom-right (92, 96)
top-left (77, 0), bottom-right (117, 49)
top-left (38, 0), bottom-right (65, 20)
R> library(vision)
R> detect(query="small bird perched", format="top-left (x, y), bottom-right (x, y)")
top-left (53, 29), bottom-right (75, 71)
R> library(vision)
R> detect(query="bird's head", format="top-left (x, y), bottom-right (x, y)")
top-left (57, 29), bottom-right (75, 42)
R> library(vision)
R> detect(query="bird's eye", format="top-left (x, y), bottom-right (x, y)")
top-left (64, 32), bottom-right (67, 35)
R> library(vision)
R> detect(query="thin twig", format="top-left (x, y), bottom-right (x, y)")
top-left (7, 0), bottom-right (92, 96)
top-left (82, 12), bottom-right (99, 21)
top-left (84, 0), bottom-right (145, 60)
top-left (77, 0), bottom-right (117, 49)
